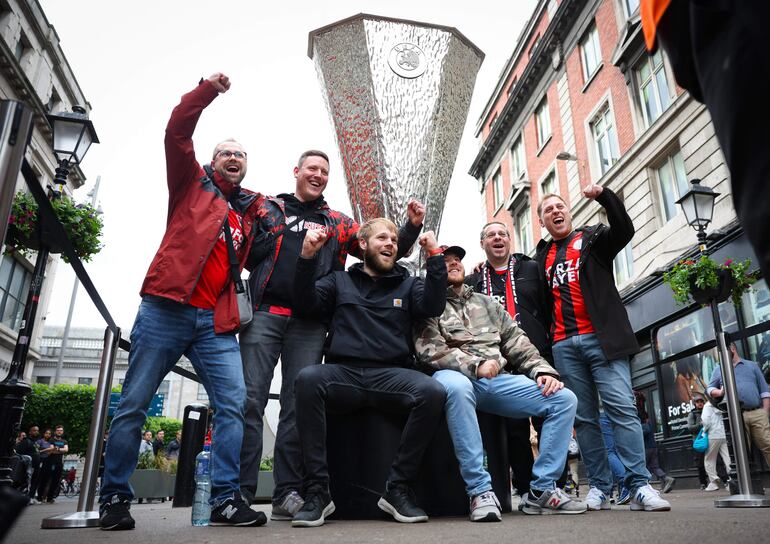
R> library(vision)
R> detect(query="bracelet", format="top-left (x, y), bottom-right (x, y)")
top-left (426, 247), bottom-right (444, 257)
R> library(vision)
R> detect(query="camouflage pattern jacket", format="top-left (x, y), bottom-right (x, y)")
top-left (413, 284), bottom-right (559, 381)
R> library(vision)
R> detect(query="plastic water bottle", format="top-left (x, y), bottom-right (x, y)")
top-left (191, 443), bottom-right (212, 526)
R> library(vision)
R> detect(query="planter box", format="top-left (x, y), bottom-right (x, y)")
top-left (129, 469), bottom-right (176, 500)
top-left (253, 470), bottom-right (274, 503)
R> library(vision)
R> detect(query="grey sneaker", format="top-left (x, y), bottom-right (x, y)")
top-left (272, 490), bottom-right (305, 520)
top-left (661, 476), bottom-right (675, 494)
top-left (469, 490), bottom-right (502, 522)
top-left (519, 488), bottom-right (587, 515)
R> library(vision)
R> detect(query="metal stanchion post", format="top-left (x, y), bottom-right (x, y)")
top-left (172, 404), bottom-right (209, 508)
top-left (711, 300), bottom-right (770, 507)
top-left (42, 327), bottom-right (121, 528)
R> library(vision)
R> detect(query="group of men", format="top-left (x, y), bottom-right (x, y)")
top-left (14, 425), bottom-right (68, 503)
top-left (98, 72), bottom-right (670, 531)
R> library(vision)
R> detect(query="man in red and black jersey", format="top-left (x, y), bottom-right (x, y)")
top-left (238, 150), bottom-right (425, 519)
top-left (465, 221), bottom-right (551, 499)
top-left (536, 185), bottom-right (671, 513)
top-left (99, 74), bottom-right (266, 530)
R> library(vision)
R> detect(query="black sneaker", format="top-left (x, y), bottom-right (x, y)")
top-left (210, 495), bottom-right (267, 526)
top-left (292, 490), bottom-right (335, 528)
top-left (99, 496), bottom-right (135, 531)
top-left (377, 483), bottom-right (428, 523)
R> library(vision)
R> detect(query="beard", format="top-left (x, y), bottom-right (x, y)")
top-left (364, 245), bottom-right (395, 275)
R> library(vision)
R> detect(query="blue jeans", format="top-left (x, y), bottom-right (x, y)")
top-left (239, 311), bottom-right (326, 501)
top-left (553, 334), bottom-right (651, 493)
top-left (599, 411), bottom-right (627, 495)
top-left (101, 296), bottom-right (246, 505)
top-left (433, 370), bottom-right (577, 497)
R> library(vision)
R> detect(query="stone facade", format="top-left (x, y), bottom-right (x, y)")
top-left (1, 0), bottom-right (93, 381)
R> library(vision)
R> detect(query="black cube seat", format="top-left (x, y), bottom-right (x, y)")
top-left (326, 408), bottom-right (511, 519)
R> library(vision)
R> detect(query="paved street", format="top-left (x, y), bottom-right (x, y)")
top-left (7, 487), bottom-right (770, 544)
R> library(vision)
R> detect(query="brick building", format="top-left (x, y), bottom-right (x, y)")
top-left (470, 0), bottom-right (770, 480)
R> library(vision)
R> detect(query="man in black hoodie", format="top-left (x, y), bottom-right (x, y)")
top-left (290, 218), bottom-right (447, 528)
top-left (238, 150), bottom-right (424, 519)
top-left (465, 221), bottom-right (551, 498)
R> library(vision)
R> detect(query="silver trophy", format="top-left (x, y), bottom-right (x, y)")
top-left (308, 14), bottom-right (484, 270)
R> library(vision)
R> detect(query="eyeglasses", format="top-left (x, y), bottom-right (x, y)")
top-left (217, 150), bottom-right (247, 159)
top-left (483, 231), bottom-right (509, 239)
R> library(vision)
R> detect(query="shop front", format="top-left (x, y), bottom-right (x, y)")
top-left (623, 226), bottom-right (770, 482)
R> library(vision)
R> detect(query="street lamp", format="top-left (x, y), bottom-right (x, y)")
top-left (676, 179), bottom-right (769, 508)
top-left (47, 106), bottom-right (99, 195)
top-left (0, 105), bottom-right (98, 518)
top-left (676, 178), bottom-right (719, 249)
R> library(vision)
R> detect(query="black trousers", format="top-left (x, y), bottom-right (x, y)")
top-left (658, 0), bottom-right (770, 284)
top-left (295, 363), bottom-right (446, 493)
top-left (505, 417), bottom-right (535, 494)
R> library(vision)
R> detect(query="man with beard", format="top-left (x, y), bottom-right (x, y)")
top-left (536, 186), bottom-right (670, 512)
top-left (238, 150), bottom-right (424, 520)
top-left (290, 219), bottom-right (447, 527)
top-left (465, 221), bottom-right (551, 499)
top-left (99, 73), bottom-right (266, 530)
top-left (414, 245), bottom-right (585, 519)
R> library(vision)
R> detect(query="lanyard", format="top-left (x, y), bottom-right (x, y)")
top-left (483, 255), bottom-right (519, 323)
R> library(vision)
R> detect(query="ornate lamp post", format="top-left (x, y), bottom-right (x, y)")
top-left (0, 106), bottom-right (97, 510)
top-left (676, 179), bottom-right (770, 508)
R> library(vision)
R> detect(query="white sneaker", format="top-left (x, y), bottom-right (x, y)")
top-left (704, 481), bottom-right (719, 492)
top-left (469, 490), bottom-right (502, 522)
top-left (585, 486), bottom-right (611, 511)
top-left (630, 484), bottom-right (671, 511)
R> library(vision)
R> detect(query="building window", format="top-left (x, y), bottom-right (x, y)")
top-left (492, 169), bottom-right (504, 210)
top-left (613, 242), bottom-right (634, 284)
top-left (636, 50), bottom-right (672, 128)
top-left (0, 255), bottom-right (31, 331)
top-left (489, 112), bottom-right (498, 131)
top-left (580, 24), bottom-right (602, 82)
top-left (197, 383), bottom-right (209, 401)
top-left (529, 34), bottom-right (541, 58)
top-left (591, 105), bottom-right (620, 176)
top-left (515, 205), bottom-right (533, 255)
top-left (656, 149), bottom-right (688, 222)
top-left (542, 172), bottom-right (557, 196)
top-left (507, 77), bottom-right (518, 97)
top-left (535, 98), bottom-right (551, 149)
top-left (78, 377), bottom-right (93, 385)
top-left (624, 0), bottom-right (640, 18)
top-left (511, 137), bottom-right (526, 181)
top-left (37, 376), bottom-right (51, 385)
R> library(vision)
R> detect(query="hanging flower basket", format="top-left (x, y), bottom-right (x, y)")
top-left (663, 255), bottom-right (758, 307)
top-left (4, 191), bottom-right (104, 263)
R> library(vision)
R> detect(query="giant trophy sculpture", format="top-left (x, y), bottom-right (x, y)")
top-left (308, 14), bottom-right (484, 269)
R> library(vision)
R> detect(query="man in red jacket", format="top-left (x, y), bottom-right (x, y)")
top-left (99, 73), bottom-right (266, 530)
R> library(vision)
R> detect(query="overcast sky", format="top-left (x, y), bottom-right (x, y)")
top-left (38, 0), bottom-right (537, 331)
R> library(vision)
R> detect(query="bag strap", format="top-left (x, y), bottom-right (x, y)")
top-left (222, 216), bottom-right (246, 294)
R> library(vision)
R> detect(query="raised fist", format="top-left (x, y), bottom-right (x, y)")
top-left (301, 228), bottom-right (328, 258)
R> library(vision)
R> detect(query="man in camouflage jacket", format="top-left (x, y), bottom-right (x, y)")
top-left (414, 245), bottom-right (586, 519)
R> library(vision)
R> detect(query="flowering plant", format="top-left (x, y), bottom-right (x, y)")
top-left (5, 191), bottom-right (103, 263)
top-left (663, 255), bottom-right (758, 306)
